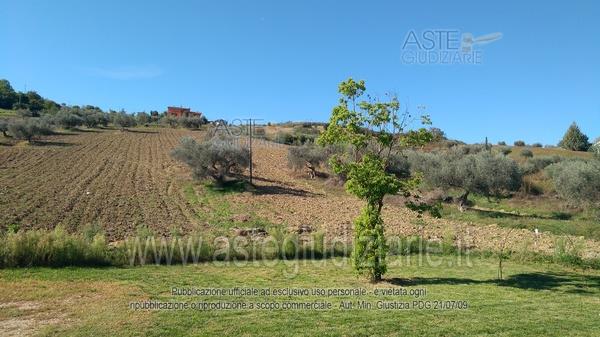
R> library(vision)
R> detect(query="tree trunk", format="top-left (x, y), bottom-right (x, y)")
top-left (354, 198), bottom-right (387, 283)
top-left (457, 191), bottom-right (470, 212)
top-left (305, 162), bottom-right (316, 179)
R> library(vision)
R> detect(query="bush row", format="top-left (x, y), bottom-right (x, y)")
top-left (2, 226), bottom-right (598, 269)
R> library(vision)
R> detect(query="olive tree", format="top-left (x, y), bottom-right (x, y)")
top-left (136, 112), bottom-right (152, 125)
top-left (7, 119), bottom-right (53, 143)
top-left (112, 112), bottom-right (137, 131)
top-left (318, 78), bottom-right (434, 282)
top-left (287, 144), bottom-right (327, 178)
top-left (81, 110), bottom-right (109, 128)
top-left (410, 150), bottom-right (522, 210)
top-left (52, 111), bottom-right (83, 129)
top-left (178, 116), bottom-right (208, 129)
top-left (171, 135), bottom-right (250, 185)
top-left (546, 160), bottom-right (600, 205)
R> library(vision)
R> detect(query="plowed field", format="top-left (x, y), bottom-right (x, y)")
top-left (0, 128), bottom-right (201, 239)
top-left (1, 128), bottom-right (599, 258)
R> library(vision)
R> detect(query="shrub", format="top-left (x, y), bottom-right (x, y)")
top-left (522, 155), bottom-right (563, 174)
top-left (274, 131), bottom-right (295, 145)
top-left (171, 135), bottom-right (250, 185)
top-left (494, 146), bottom-right (512, 156)
top-left (136, 112), bottom-right (152, 125)
top-left (160, 115), bottom-right (179, 127)
top-left (514, 140), bottom-right (526, 147)
top-left (386, 153), bottom-right (411, 179)
top-left (112, 112), bottom-right (137, 131)
top-left (0, 119), bottom-right (9, 137)
top-left (0, 226), bottom-right (111, 268)
top-left (7, 118), bottom-right (53, 143)
top-left (497, 141), bottom-right (506, 146)
top-left (546, 160), bottom-right (600, 205)
top-left (178, 116), bottom-right (208, 129)
top-left (52, 111), bottom-right (83, 129)
top-left (429, 127), bottom-right (446, 141)
top-left (558, 122), bottom-right (590, 151)
top-left (16, 109), bottom-right (38, 118)
top-left (532, 143), bottom-right (543, 148)
top-left (81, 111), bottom-right (108, 128)
top-left (273, 131), bottom-right (315, 145)
top-left (520, 148), bottom-right (534, 158)
top-left (448, 144), bottom-right (486, 156)
top-left (287, 144), bottom-right (327, 178)
top-left (293, 125), bottom-right (320, 136)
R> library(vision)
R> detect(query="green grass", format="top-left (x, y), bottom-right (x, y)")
top-left (442, 194), bottom-right (600, 240)
top-left (0, 108), bottom-right (16, 117)
top-left (506, 146), bottom-right (593, 162)
top-left (1, 256), bottom-right (599, 336)
top-left (183, 183), bottom-right (282, 234)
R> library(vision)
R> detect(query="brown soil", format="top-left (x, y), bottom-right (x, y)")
top-left (1, 128), bottom-right (599, 258)
top-left (0, 128), bottom-right (201, 239)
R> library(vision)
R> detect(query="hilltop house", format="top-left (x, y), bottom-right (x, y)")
top-left (166, 106), bottom-right (202, 118)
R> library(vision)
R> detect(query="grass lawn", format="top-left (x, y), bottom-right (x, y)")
top-left (1, 256), bottom-right (599, 336)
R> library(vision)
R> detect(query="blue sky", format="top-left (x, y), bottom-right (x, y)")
top-left (1, 0), bottom-right (599, 144)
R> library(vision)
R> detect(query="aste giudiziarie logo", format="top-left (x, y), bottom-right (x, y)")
top-left (401, 29), bottom-right (502, 65)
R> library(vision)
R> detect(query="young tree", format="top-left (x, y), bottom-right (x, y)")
top-left (171, 135), bottom-right (250, 185)
top-left (318, 78), bottom-right (434, 282)
top-left (287, 144), bottom-right (327, 178)
top-left (558, 122), bottom-right (590, 151)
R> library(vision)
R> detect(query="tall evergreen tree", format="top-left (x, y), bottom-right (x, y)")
top-left (558, 122), bottom-right (590, 151)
